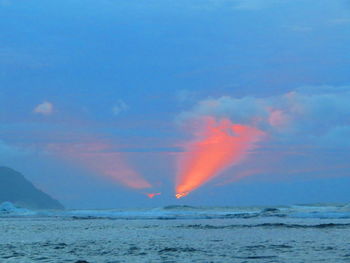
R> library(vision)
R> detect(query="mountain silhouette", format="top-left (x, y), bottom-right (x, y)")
top-left (0, 167), bottom-right (64, 209)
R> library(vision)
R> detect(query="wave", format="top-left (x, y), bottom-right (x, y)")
top-left (2, 202), bottom-right (350, 220)
top-left (0, 202), bottom-right (37, 216)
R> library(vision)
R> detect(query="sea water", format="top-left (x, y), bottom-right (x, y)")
top-left (1, 202), bottom-right (350, 262)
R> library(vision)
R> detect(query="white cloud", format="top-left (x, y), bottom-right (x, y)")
top-left (112, 100), bottom-right (129, 115)
top-left (33, 101), bottom-right (54, 116)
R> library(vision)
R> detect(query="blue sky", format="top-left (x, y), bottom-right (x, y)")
top-left (1, 0), bottom-right (350, 208)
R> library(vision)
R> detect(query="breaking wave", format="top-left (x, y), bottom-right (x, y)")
top-left (0, 202), bottom-right (37, 216)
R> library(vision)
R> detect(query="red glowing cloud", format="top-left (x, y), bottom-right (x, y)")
top-left (176, 117), bottom-right (265, 198)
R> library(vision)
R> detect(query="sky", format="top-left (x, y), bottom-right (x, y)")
top-left (1, 0), bottom-right (350, 209)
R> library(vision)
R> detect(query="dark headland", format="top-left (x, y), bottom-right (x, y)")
top-left (0, 166), bottom-right (64, 210)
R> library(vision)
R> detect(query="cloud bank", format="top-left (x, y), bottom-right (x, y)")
top-left (177, 85), bottom-right (350, 146)
top-left (175, 85), bottom-right (350, 196)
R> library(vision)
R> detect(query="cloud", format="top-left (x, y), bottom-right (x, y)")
top-left (175, 85), bottom-right (350, 192)
top-left (268, 109), bottom-right (289, 127)
top-left (177, 95), bottom-right (266, 126)
top-left (33, 101), bottom-right (54, 116)
top-left (112, 100), bottom-right (129, 115)
top-left (177, 85), bottom-right (350, 147)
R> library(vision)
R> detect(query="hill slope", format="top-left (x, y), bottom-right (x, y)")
top-left (0, 167), bottom-right (64, 209)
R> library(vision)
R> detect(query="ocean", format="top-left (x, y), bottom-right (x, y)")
top-left (1, 202), bottom-right (350, 262)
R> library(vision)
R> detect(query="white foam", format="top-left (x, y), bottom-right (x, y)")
top-left (0, 202), bottom-right (36, 216)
